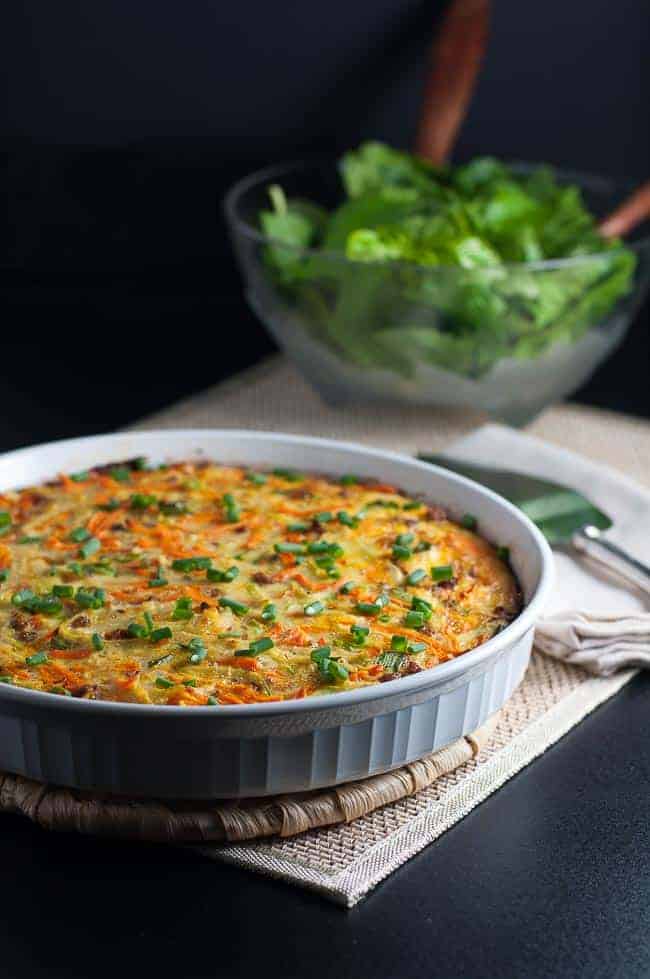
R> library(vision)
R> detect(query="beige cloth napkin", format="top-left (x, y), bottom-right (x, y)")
top-left (535, 612), bottom-right (650, 674)
top-left (443, 424), bottom-right (650, 676)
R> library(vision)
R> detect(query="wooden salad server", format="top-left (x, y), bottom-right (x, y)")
top-left (599, 179), bottom-right (650, 239)
top-left (415, 0), bottom-right (491, 166)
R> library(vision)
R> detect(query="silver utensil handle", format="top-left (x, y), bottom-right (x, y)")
top-left (572, 525), bottom-right (650, 597)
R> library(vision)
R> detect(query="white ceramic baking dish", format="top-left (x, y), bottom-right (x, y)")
top-left (0, 430), bottom-right (553, 798)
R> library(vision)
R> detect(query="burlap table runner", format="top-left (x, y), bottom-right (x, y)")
top-left (116, 355), bottom-right (650, 905)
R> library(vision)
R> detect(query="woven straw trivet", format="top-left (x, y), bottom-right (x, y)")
top-left (0, 717), bottom-right (496, 845)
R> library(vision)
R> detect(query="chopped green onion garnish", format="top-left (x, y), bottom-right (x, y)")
top-left (306, 541), bottom-right (342, 556)
top-left (97, 499), bottom-right (121, 512)
top-left (150, 626), bottom-right (173, 643)
top-left (75, 587), bottom-right (105, 609)
top-left (339, 581), bottom-right (356, 594)
top-left (247, 637), bottom-right (274, 656)
top-left (69, 527), bottom-right (91, 542)
top-left (79, 537), bottom-right (101, 559)
top-left (350, 624), bottom-right (369, 645)
top-left (155, 676), bottom-right (174, 689)
top-left (390, 635), bottom-right (408, 652)
top-left (183, 679), bottom-right (198, 687)
top-left (339, 474), bottom-right (360, 485)
top-left (0, 570), bottom-right (8, 583)
top-left (375, 593), bottom-right (389, 607)
top-left (496, 546), bottom-right (510, 562)
top-left (69, 470), bottom-right (89, 483)
top-left (26, 651), bottom-right (48, 666)
top-left (327, 660), bottom-right (349, 682)
top-left (311, 645), bottom-right (331, 665)
top-left (304, 600), bottom-right (325, 616)
top-left (132, 456), bottom-right (148, 471)
top-left (48, 685), bottom-right (72, 697)
top-left (310, 645), bottom-right (348, 683)
top-left (414, 541), bottom-right (431, 552)
top-left (52, 585), bottom-right (74, 598)
top-left (172, 557), bottom-right (213, 573)
top-left (0, 676), bottom-right (12, 684)
top-left (207, 695), bottom-right (218, 705)
top-left (431, 565), bottom-right (454, 582)
top-left (411, 596), bottom-right (433, 619)
top-left (274, 542), bottom-right (306, 554)
top-left (92, 632), bottom-right (104, 651)
top-left (188, 637), bottom-right (207, 664)
top-left (403, 500), bottom-right (423, 511)
top-left (158, 500), bottom-right (189, 516)
top-left (408, 642), bottom-right (426, 654)
top-left (355, 602), bottom-right (381, 616)
top-left (337, 511), bottom-right (359, 528)
top-left (12, 590), bottom-right (63, 615)
top-left (129, 493), bottom-right (157, 510)
top-left (395, 533), bottom-right (415, 547)
top-left (222, 492), bottom-right (240, 522)
top-left (110, 467), bottom-right (131, 483)
top-left (18, 536), bottom-right (43, 545)
top-left (377, 652), bottom-right (404, 672)
top-left (207, 566), bottom-right (239, 583)
top-left (314, 511), bottom-right (333, 523)
top-left (287, 521), bottom-right (310, 532)
top-left (404, 610), bottom-right (424, 628)
top-left (392, 544), bottom-right (411, 561)
top-left (246, 471), bottom-right (267, 486)
top-left (172, 597), bottom-right (193, 621)
top-left (148, 576), bottom-right (168, 588)
top-left (406, 568), bottom-right (426, 586)
top-left (128, 622), bottom-right (148, 639)
top-left (461, 513), bottom-right (477, 530)
top-left (261, 603), bottom-right (276, 621)
top-left (219, 597), bottom-right (249, 616)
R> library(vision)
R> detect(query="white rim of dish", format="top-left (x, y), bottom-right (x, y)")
top-left (0, 429), bottom-right (555, 718)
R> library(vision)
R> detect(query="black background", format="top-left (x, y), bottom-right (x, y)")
top-left (2, 6), bottom-right (650, 977)
top-left (3, 0), bottom-right (650, 451)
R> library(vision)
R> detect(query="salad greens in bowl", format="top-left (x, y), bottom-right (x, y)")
top-left (225, 143), bottom-right (650, 423)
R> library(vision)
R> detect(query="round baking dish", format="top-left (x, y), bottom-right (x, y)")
top-left (0, 430), bottom-right (554, 798)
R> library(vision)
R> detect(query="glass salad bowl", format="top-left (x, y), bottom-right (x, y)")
top-left (225, 158), bottom-right (650, 425)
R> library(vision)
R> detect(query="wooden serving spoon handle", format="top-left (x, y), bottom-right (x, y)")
top-left (415, 0), bottom-right (491, 166)
top-left (599, 179), bottom-right (650, 239)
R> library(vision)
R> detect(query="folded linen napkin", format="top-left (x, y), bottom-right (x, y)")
top-left (441, 424), bottom-right (650, 676)
top-left (535, 612), bottom-right (650, 674)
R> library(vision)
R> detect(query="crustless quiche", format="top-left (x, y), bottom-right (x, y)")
top-left (0, 459), bottom-right (521, 705)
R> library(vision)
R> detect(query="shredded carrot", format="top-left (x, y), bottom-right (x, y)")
top-left (87, 511), bottom-right (119, 535)
top-left (276, 569), bottom-right (330, 591)
top-left (183, 585), bottom-right (220, 607)
top-left (166, 687), bottom-right (208, 706)
top-left (218, 656), bottom-right (258, 671)
top-left (49, 648), bottom-right (93, 660)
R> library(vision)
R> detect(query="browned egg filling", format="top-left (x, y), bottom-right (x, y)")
top-left (0, 459), bottom-right (521, 705)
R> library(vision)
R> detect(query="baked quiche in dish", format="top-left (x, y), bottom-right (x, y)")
top-left (0, 459), bottom-right (521, 706)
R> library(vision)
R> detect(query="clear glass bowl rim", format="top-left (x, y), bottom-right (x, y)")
top-left (223, 156), bottom-right (650, 273)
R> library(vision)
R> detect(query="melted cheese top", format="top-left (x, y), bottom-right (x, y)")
top-left (0, 459), bottom-right (521, 706)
